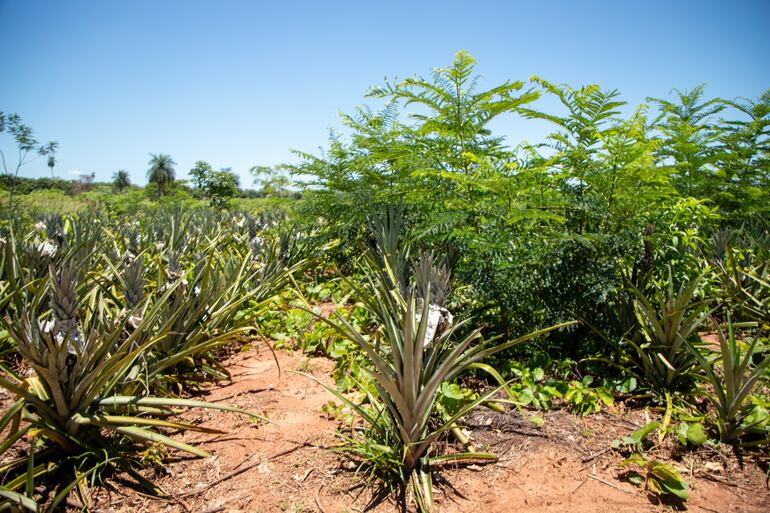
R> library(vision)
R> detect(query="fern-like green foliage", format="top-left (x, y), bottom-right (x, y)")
top-left (290, 51), bottom-right (769, 341)
top-left (647, 84), bottom-right (725, 198)
top-left (712, 89), bottom-right (770, 223)
top-left (369, 50), bottom-right (539, 172)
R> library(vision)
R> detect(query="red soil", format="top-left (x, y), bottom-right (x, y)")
top-left (82, 346), bottom-right (769, 513)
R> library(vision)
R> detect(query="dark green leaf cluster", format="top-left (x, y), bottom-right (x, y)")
top-left (188, 160), bottom-right (240, 208)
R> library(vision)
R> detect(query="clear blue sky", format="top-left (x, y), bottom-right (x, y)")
top-left (1, 0), bottom-right (768, 187)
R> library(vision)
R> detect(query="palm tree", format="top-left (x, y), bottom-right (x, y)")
top-left (112, 170), bottom-right (131, 193)
top-left (47, 154), bottom-right (56, 178)
top-left (147, 153), bottom-right (176, 197)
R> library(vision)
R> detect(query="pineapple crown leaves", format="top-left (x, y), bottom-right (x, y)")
top-left (49, 263), bottom-right (80, 337)
top-left (123, 255), bottom-right (145, 310)
top-left (413, 250), bottom-right (452, 308)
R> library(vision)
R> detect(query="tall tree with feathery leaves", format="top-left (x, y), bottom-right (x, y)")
top-left (647, 84), bottom-right (725, 197)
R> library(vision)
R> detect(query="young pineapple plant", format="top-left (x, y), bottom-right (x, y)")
top-left (688, 314), bottom-right (770, 442)
top-left (628, 269), bottom-right (713, 392)
top-left (0, 261), bottom-right (258, 511)
top-left (1, 223), bottom-right (58, 321)
top-left (110, 252), bottom-right (148, 357)
top-left (711, 236), bottom-right (770, 325)
top-left (305, 230), bottom-right (575, 512)
top-left (146, 251), bottom-right (238, 391)
top-left (141, 240), bottom-right (277, 393)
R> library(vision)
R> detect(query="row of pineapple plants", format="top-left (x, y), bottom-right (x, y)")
top-left (0, 207), bottom-right (314, 511)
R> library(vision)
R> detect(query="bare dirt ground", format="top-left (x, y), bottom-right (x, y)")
top-left (81, 346), bottom-right (770, 513)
